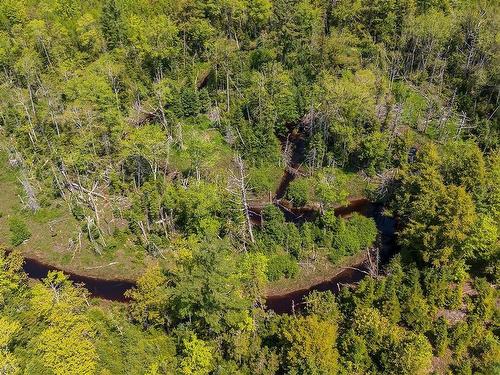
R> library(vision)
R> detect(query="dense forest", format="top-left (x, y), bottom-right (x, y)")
top-left (0, 0), bottom-right (498, 373)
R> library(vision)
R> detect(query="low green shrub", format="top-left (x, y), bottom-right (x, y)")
top-left (9, 216), bottom-right (31, 246)
top-left (71, 203), bottom-right (85, 221)
top-left (329, 214), bottom-right (377, 262)
top-left (248, 164), bottom-right (282, 195)
top-left (286, 178), bottom-right (311, 207)
top-left (267, 253), bottom-right (299, 281)
top-left (33, 208), bottom-right (60, 224)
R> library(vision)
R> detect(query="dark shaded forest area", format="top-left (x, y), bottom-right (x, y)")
top-left (0, 0), bottom-right (498, 374)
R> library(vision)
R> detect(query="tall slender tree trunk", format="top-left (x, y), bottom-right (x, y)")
top-left (236, 155), bottom-right (254, 244)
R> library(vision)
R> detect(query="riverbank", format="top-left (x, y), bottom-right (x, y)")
top-left (266, 201), bottom-right (397, 313)
top-left (15, 220), bottom-right (371, 303)
top-left (264, 198), bottom-right (380, 295)
top-left (0, 149), bottom-right (151, 283)
top-left (1, 117), bottom-right (392, 308)
top-left (265, 250), bottom-right (368, 297)
top-left (11, 197), bottom-right (397, 312)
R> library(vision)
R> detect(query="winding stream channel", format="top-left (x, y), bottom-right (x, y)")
top-left (265, 200), bottom-right (397, 313)
top-left (18, 123), bottom-right (398, 313)
top-left (21, 199), bottom-right (397, 311)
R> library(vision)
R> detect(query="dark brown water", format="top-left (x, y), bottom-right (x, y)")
top-left (22, 257), bottom-right (134, 302)
top-left (18, 121), bottom-right (398, 309)
top-left (249, 198), bottom-right (375, 226)
top-left (19, 199), bottom-right (396, 307)
top-left (265, 202), bottom-right (397, 314)
top-left (274, 128), bottom-right (306, 200)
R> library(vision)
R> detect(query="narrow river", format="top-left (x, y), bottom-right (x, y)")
top-left (265, 200), bottom-right (397, 313)
top-left (20, 198), bottom-right (397, 311)
top-left (22, 258), bottom-right (134, 302)
top-left (18, 122), bottom-right (398, 312)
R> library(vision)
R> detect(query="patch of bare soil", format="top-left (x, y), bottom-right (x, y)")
top-left (431, 349), bottom-right (453, 374)
top-left (437, 309), bottom-right (467, 325)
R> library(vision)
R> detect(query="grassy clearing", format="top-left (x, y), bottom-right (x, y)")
top-left (345, 171), bottom-right (370, 198)
top-left (0, 150), bottom-right (149, 280)
top-left (170, 122), bottom-right (235, 183)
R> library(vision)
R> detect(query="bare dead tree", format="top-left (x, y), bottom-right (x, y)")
top-left (228, 155), bottom-right (255, 245)
top-left (7, 148), bottom-right (40, 212)
top-left (19, 171), bottom-right (40, 212)
top-left (371, 168), bottom-right (398, 201)
top-left (236, 155), bottom-right (255, 244)
top-left (157, 207), bottom-right (169, 239)
top-left (342, 266), bottom-right (372, 276)
top-left (282, 134), bottom-right (292, 168)
top-left (85, 216), bottom-right (102, 255)
top-left (389, 103), bottom-right (403, 138)
top-left (14, 89), bottom-right (38, 147)
top-left (455, 112), bottom-right (477, 139)
top-left (437, 89), bottom-right (457, 134)
top-left (366, 247), bottom-right (379, 277)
